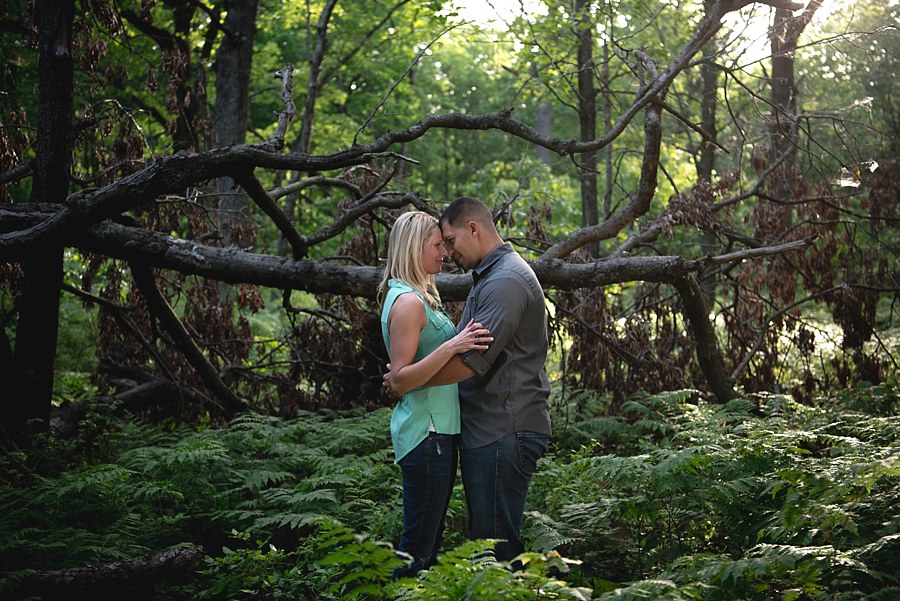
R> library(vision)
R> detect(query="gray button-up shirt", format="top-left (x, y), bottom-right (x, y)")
top-left (457, 243), bottom-right (552, 449)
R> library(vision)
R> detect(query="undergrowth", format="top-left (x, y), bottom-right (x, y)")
top-left (0, 382), bottom-right (897, 600)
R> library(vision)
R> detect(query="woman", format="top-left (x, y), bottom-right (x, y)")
top-left (377, 211), bottom-right (491, 578)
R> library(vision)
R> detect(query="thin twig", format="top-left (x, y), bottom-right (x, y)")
top-left (353, 22), bottom-right (461, 145)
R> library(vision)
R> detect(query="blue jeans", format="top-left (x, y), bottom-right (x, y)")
top-left (460, 432), bottom-right (549, 563)
top-left (394, 433), bottom-right (458, 579)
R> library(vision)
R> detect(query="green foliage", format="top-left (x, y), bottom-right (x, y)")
top-left (2, 384), bottom-right (898, 599)
top-left (316, 517), bottom-right (402, 600)
top-left (391, 540), bottom-right (592, 600)
top-left (196, 520), bottom-right (403, 600)
top-left (196, 530), bottom-right (300, 599)
top-left (838, 381), bottom-right (899, 417)
top-left (528, 386), bottom-right (900, 596)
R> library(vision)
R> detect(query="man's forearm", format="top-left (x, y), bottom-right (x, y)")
top-left (424, 354), bottom-right (475, 387)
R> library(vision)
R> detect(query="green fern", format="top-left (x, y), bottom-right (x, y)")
top-left (523, 510), bottom-right (580, 553)
top-left (390, 540), bottom-right (592, 600)
top-left (593, 578), bottom-right (702, 601)
top-left (2, 385), bottom-right (897, 599)
top-left (315, 517), bottom-right (401, 600)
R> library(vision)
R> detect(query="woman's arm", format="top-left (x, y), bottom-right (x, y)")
top-left (387, 293), bottom-right (491, 396)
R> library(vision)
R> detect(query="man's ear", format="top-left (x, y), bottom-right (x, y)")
top-left (468, 220), bottom-right (478, 237)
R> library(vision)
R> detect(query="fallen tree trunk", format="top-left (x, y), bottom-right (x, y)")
top-left (8, 545), bottom-right (205, 600)
top-left (1, 205), bottom-right (814, 402)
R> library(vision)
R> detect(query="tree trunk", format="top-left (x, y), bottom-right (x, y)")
top-left (768, 1), bottom-right (822, 195)
top-left (698, 0), bottom-right (720, 290)
top-left (10, 545), bottom-right (205, 600)
top-left (576, 0), bottom-right (599, 257)
top-left (277, 0), bottom-right (339, 259)
top-left (298, 0), bottom-right (338, 156)
top-left (697, 0), bottom-right (718, 184)
top-left (215, 0), bottom-right (259, 252)
top-left (4, 0), bottom-right (74, 440)
top-left (602, 38), bottom-right (613, 220)
top-left (769, 7), bottom-right (800, 195)
top-left (673, 275), bottom-right (738, 402)
top-left (535, 99), bottom-right (553, 165)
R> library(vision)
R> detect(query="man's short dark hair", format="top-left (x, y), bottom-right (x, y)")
top-left (440, 196), bottom-right (494, 228)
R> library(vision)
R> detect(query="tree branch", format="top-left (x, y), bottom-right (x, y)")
top-left (541, 99), bottom-right (665, 259)
top-left (729, 285), bottom-right (839, 383)
top-left (3, 204), bottom-right (817, 300)
top-left (61, 283), bottom-right (177, 382)
top-left (268, 175), bottom-right (362, 201)
top-left (268, 64), bottom-right (296, 151)
top-left (128, 261), bottom-right (247, 416)
top-left (319, 0), bottom-right (414, 85)
top-left (672, 274), bottom-right (738, 401)
top-left (689, 236), bottom-right (816, 268)
top-left (0, 159), bottom-right (33, 186)
top-left (354, 21), bottom-right (460, 145)
top-left (233, 169), bottom-right (308, 258)
top-left (12, 545), bottom-right (205, 598)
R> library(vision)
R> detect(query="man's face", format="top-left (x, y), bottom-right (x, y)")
top-left (440, 220), bottom-right (478, 270)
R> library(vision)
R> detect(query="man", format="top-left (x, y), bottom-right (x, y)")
top-left (387, 196), bottom-right (552, 563)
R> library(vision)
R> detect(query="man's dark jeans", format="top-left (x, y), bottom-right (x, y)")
top-left (459, 431), bottom-right (549, 563)
top-left (393, 433), bottom-right (458, 579)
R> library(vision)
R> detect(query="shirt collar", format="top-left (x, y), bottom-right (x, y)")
top-left (471, 243), bottom-right (513, 284)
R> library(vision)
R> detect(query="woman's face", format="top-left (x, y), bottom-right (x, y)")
top-left (421, 227), bottom-right (448, 274)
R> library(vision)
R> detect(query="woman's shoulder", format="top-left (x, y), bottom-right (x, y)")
top-left (386, 283), bottom-right (426, 331)
top-left (392, 289), bottom-right (424, 310)
top-left (386, 278), bottom-right (418, 298)
top-left (384, 279), bottom-right (424, 310)
top-left (386, 278), bottom-right (416, 294)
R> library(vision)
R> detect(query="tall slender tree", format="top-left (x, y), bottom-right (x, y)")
top-left (215, 0), bottom-right (261, 252)
top-left (6, 0), bottom-right (75, 438)
top-left (575, 0), bottom-right (599, 256)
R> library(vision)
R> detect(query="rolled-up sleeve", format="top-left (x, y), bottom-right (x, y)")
top-left (460, 274), bottom-right (527, 376)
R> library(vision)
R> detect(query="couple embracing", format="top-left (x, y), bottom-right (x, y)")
top-left (378, 196), bottom-right (552, 579)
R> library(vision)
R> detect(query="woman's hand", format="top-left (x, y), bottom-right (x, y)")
top-left (446, 319), bottom-right (492, 354)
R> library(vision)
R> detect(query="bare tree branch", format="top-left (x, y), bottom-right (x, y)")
top-left (3, 203), bottom-right (818, 298)
top-left (691, 236), bottom-right (816, 267)
top-left (269, 176), bottom-right (362, 201)
top-left (354, 22), bottom-right (461, 145)
top-left (61, 283), bottom-right (177, 382)
top-left (233, 169), bottom-right (308, 258)
top-left (729, 285), bottom-right (839, 383)
top-left (541, 100), bottom-right (665, 259)
top-left (269, 64), bottom-right (296, 151)
top-left (0, 159), bottom-right (33, 186)
top-left (128, 261), bottom-right (247, 416)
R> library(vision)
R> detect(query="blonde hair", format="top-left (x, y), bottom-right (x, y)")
top-left (377, 211), bottom-right (442, 309)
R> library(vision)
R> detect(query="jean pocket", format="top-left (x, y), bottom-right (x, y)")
top-left (516, 433), bottom-right (549, 470)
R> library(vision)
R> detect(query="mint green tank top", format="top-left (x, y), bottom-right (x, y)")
top-left (381, 279), bottom-right (460, 463)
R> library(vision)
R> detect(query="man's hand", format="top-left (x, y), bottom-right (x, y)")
top-left (382, 363), bottom-right (398, 397)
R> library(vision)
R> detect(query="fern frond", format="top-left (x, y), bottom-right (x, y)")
top-left (523, 510), bottom-right (579, 553)
top-left (251, 511), bottom-right (324, 531)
